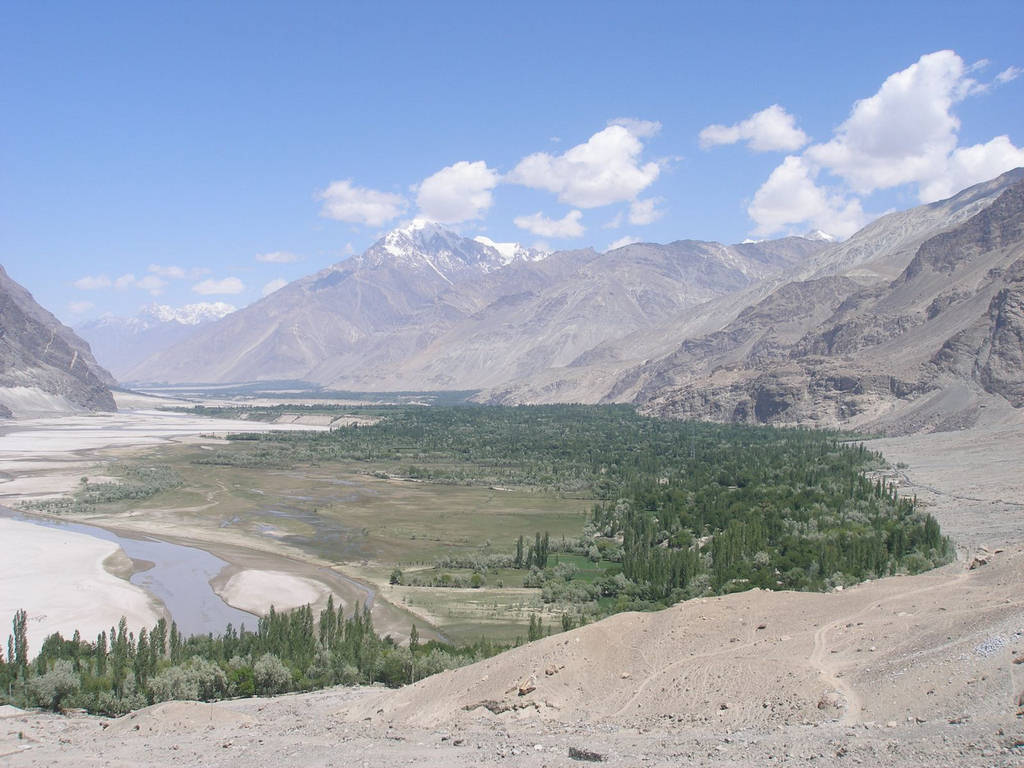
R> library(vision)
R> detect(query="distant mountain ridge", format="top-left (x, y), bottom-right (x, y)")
top-left (121, 168), bottom-right (1024, 435)
top-left (0, 266), bottom-right (116, 417)
top-left (77, 302), bottom-right (235, 380)
top-left (125, 222), bottom-right (827, 389)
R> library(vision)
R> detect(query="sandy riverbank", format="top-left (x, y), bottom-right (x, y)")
top-left (0, 518), bottom-right (164, 652)
top-left (216, 569), bottom-right (339, 615)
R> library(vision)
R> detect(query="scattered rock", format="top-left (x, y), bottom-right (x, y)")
top-left (463, 700), bottom-right (511, 715)
top-left (568, 746), bottom-right (606, 762)
top-left (817, 693), bottom-right (844, 710)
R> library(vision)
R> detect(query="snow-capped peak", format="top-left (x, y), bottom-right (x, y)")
top-left (473, 236), bottom-right (549, 265)
top-left (381, 218), bottom-right (461, 259)
top-left (362, 221), bottom-right (548, 284)
top-left (143, 302), bottom-right (236, 325)
top-left (803, 229), bottom-right (837, 242)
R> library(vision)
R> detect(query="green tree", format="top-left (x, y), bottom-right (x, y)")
top-left (11, 609), bottom-right (28, 674)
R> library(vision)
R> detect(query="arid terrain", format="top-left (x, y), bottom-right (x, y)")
top-left (3, 417), bottom-right (1022, 767)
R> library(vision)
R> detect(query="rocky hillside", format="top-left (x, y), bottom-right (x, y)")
top-left (484, 169), bottom-right (1024, 408)
top-left (125, 220), bottom-right (826, 389)
top-left (0, 266), bottom-right (116, 417)
top-left (637, 174), bottom-right (1024, 434)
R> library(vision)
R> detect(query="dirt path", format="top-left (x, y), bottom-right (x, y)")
top-left (807, 562), bottom-right (974, 725)
top-left (608, 615), bottom-right (758, 719)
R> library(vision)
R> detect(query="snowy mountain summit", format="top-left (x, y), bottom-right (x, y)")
top-left (145, 302), bottom-right (237, 325)
top-left (357, 219), bottom-right (546, 282)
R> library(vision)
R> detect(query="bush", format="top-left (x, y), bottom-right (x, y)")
top-left (149, 657), bottom-right (228, 702)
top-left (253, 653), bottom-right (292, 696)
top-left (28, 660), bottom-right (80, 711)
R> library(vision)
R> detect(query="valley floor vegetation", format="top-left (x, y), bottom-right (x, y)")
top-left (0, 602), bottom-right (495, 715)
top-left (6, 404), bottom-right (952, 713)
top-left (210, 404), bottom-right (952, 596)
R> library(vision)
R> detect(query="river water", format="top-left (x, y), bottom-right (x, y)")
top-left (2, 508), bottom-right (258, 636)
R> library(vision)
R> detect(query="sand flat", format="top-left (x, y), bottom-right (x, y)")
top-left (218, 569), bottom-right (336, 615)
top-left (0, 518), bottom-right (163, 651)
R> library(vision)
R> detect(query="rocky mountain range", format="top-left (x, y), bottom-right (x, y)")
top-left (123, 219), bottom-right (827, 390)
top-left (0, 266), bottom-right (116, 417)
top-left (112, 168), bottom-right (1024, 434)
top-left (76, 302), bottom-right (235, 381)
top-left (634, 170), bottom-right (1024, 434)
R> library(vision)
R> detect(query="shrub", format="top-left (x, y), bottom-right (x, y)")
top-left (253, 653), bottom-right (292, 696)
top-left (28, 660), bottom-right (80, 711)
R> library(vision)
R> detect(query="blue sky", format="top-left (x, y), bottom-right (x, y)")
top-left (2, 0), bottom-right (1023, 322)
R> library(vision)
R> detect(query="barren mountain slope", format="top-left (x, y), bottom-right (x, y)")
top-left (0, 265), bottom-right (116, 417)
top-left (363, 237), bottom-right (826, 392)
top-left (480, 171), bottom-right (1024, 407)
top-left (126, 226), bottom-right (824, 391)
top-left (638, 177), bottom-right (1024, 434)
top-left (803, 167), bottom-right (1024, 281)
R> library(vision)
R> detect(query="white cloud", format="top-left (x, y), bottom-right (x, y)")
top-left (747, 156), bottom-right (866, 239)
top-left (513, 209), bottom-right (585, 238)
top-left (699, 105), bottom-right (809, 152)
top-left (158, 265), bottom-right (209, 279)
top-left (608, 117), bottom-right (662, 138)
top-left (628, 198), bottom-right (664, 225)
top-left (805, 50), bottom-right (968, 195)
top-left (135, 275), bottom-right (166, 295)
top-left (255, 251), bottom-right (300, 264)
top-left (996, 65), bottom-right (1022, 84)
top-left (262, 278), bottom-right (288, 296)
top-left (73, 275), bottom-right (111, 290)
top-left (147, 265), bottom-right (183, 279)
top-left (147, 264), bottom-right (186, 279)
top-left (193, 277), bottom-right (245, 295)
top-left (68, 300), bottom-right (94, 314)
top-left (606, 235), bottom-right (641, 251)
top-left (507, 124), bottom-right (660, 208)
top-left (747, 50), bottom-right (1024, 236)
top-left (919, 135), bottom-right (1024, 201)
top-left (318, 179), bottom-right (407, 226)
top-left (416, 160), bottom-right (499, 223)
top-left (74, 271), bottom-right (165, 294)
